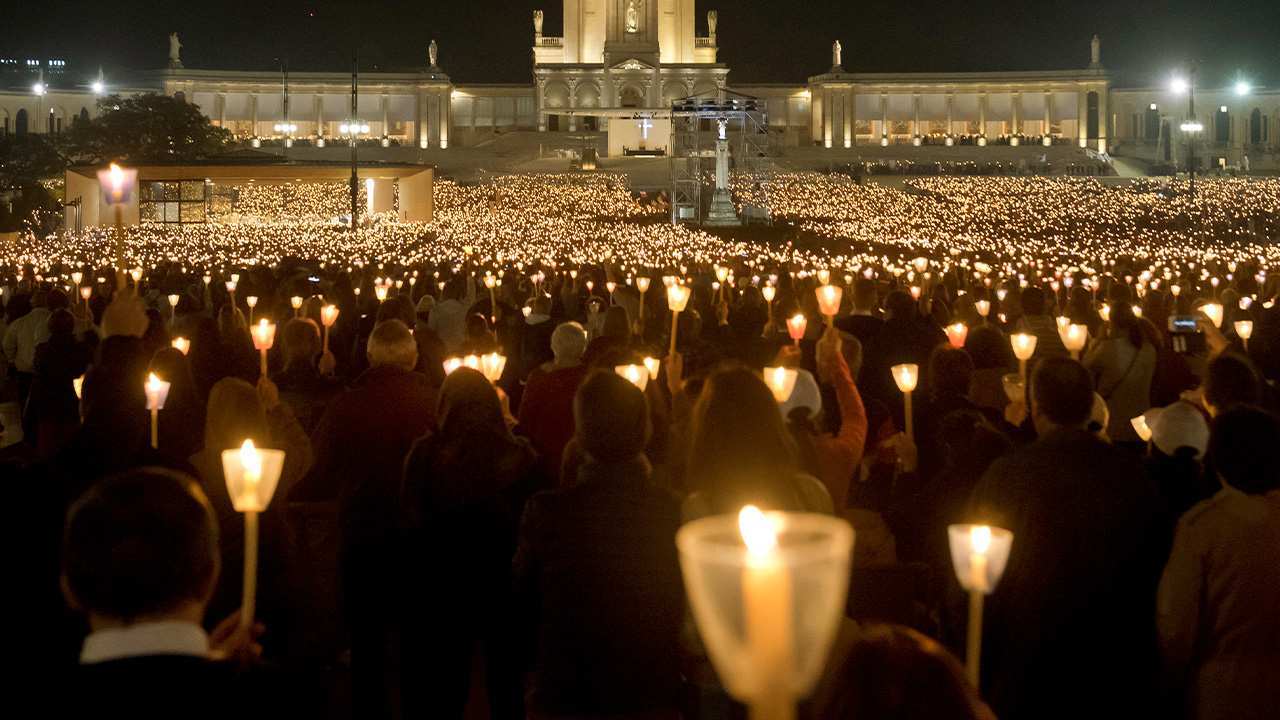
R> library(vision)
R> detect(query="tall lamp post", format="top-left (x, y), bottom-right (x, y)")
top-left (1172, 68), bottom-right (1202, 198)
top-left (349, 55), bottom-right (359, 230)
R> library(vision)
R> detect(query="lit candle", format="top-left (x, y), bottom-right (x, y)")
top-left (73, 374), bottom-right (84, 400)
top-left (948, 524), bottom-right (1013, 687)
top-left (615, 364), bottom-right (649, 392)
top-left (974, 299), bottom-right (991, 320)
top-left (786, 313), bottom-right (807, 347)
top-left (290, 296), bottom-right (303, 316)
top-left (1131, 415), bottom-right (1153, 442)
top-left (642, 356), bottom-right (660, 381)
top-left (667, 284), bottom-right (692, 356)
top-left (763, 366), bottom-right (799, 403)
top-left (221, 439), bottom-right (284, 635)
top-left (1060, 324), bottom-right (1088, 360)
top-left (1234, 319), bottom-right (1253, 350)
top-left (144, 372), bottom-right (171, 449)
top-left (945, 322), bottom-right (968, 349)
top-left (170, 336), bottom-right (190, 355)
top-left (636, 276), bottom-right (651, 324)
top-left (815, 285), bottom-right (842, 325)
top-left (250, 319), bottom-right (276, 378)
top-left (320, 304), bottom-right (340, 353)
top-left (739, 506), bottom-right (793, 720)
top-left (891, 363), bottom-right (919, 440)
top-left (1202, 302), bottom-right (1224, 329)
top-left (1010, 333), bottom-right (1037, 383)
top-left (478, 352), bottom-right (507, 383)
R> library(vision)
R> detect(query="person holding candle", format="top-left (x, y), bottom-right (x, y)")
top-left (513, 370), bottom-right (685, 718)
top-left (1157, 406), bottom-right (1280, 720)
top-left (293, 319), bottom-right (436, 718)
top-left (1082, 301), bottom-right (1158, 445)
top-left (24, 308), bottom-right (91, 457)
top-left (518, 322), bottom-right (590, 486)
top-left (969, 357), bottom-right (1167, 719)
top-left (682, 366), bottom-right (833, 518)
top-left (147, 346), bottom-right (205, 460)
top-left (860, 290), bottom-right (946, 419)
top-left (189, 377), bottom-right (312, 634)
top-left (59, 467), bottom-right (290, 718)
top-left (1012, 286), bottom-right (1068, 362)
top-left (273, 318), bottom-right (341, 434)
top-left (401, 367), bottom-right (542, 719)
top-left (428, 275), bottom-right (477, 354)
top-left (2, 287), bottom-right (59, 410)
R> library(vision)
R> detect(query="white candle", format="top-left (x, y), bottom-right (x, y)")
top-left (739, 506), bottom-right (794, 720)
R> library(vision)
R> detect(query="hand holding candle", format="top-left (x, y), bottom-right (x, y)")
top-left (948, 524), bottom-right (1013, 686)
top-left (891, 363), bottom-right (919, 440)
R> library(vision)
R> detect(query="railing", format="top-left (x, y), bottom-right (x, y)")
top-left (537, 36), bottom-right (564, 47)
top-left (695, 37), bottom-right (715, 48)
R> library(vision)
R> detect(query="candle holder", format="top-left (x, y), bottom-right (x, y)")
top-left (171, 336), bottom-right (190, 355)
top-left (636, 276), bottom-right (650, 326)
top-left (1131, 414), bottom-right (1152, 442)
top-left (1010, 333), bottom-right (1037, 383)
top-left (221, 439), bottom-right (285, 635)
top-left (677, 508), bottom-right (854, 720)
top-left (250, 319), bottom-right (276, 378)
top-left (667, 284), bottom-right (692, 356)
top-left (945, 322), bottom-right (968, 349)
top-left (485, 274), bottom-right (498, 323)
top-left (144, 372), bottom-right (171, 449)
top-left (167, 293), bottom-right (180, 322)
top-left (1059, 324), bottom-right (1088, 360)
top-left (763, 366), bottom-right (799, 404)
top-left (320, 304), bottom-right (340, 353)
top-left (290, 296), bottom-right (303, 317)
top-left (974, 300), bottom-right (991, 322)
top-left (642, 356), bottom-right (660, 381)
top-left (615, 364), bottom-right (649, 392)
top-left (891, 363), bottom-right (919, 439)
top-left (815, 285), bottom-right (842, 327)
top-left (762, 285), bottom-right (776, 330)
top-left (947, 524), bottom-right (1013, 686)
top-left (786, 314), bottom-right (807, 347)
top-left (1234, 320), bottom-right (1253, 350)
top-left (478, 352), bottom-right (507, 383)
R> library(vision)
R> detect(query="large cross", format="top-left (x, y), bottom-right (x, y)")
top-left (638, 117), bottom-right (654, 140)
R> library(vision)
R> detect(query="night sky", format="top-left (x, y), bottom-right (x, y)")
top-left (4, 0), bottom-right (1278, 89)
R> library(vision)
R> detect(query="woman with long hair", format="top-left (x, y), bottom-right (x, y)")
top-left (683, 364), bottom-right (833, 518)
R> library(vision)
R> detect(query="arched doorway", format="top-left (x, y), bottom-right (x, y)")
top-left (1144, 107), bottom-right (1160, 140)
top-left (15, 108), bottom-right (28, 136)
top-left (1215, 108), bottom-right (1230, 144)
top-left (619, 85), bottom-right (644, 108)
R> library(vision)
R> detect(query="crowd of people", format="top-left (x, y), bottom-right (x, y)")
top-left (3, 173), bottom-right (1280, 719)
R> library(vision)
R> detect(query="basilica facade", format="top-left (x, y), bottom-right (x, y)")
top-left (1, 1), bottom-right (1277, 164)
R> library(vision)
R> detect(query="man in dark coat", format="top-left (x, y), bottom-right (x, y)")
top-left (970, 357), bottom-right (1168, 720)
top-left (294, 319), bottom-right (436, 719)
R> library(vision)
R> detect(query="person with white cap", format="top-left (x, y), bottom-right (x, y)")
top-left (1140, 400), bottom-right (1217, 519)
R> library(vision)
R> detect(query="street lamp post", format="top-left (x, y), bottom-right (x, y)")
top-left (1174, 66), bottom-right (1201, 198)
top-left (350, 56), bottom-right (359, 230)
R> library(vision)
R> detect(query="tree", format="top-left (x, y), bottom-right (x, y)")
top-left (62, 93), bottom-right (232, 165)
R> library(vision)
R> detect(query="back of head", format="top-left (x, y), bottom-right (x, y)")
top-left (885, 290), bottom-right (915, 322)
top-left (853, 278), bottom-right (878, 312)
top-left (47, 308), bottom-right (76, 338)
top-left (62, 467), bottom-right (219, 623)
top-left (205, 377), bottom-right (268, 452)
top-left (1204, 353), bottom-right (1262, 415)
top-left (574, 369), bottom-right (650, 463)
top-left (688, 365), bottom-right (799, 510)
top-left (282, 317), bottom-right (321, 369)
top-left (817, 624), bottom-right (991, 720)
top-left (376, 295), bottom-right (415, 328)
top-left (367, 319), bottom-right (418, 370)
top-left (1020, 286), bottom-right (1046, 316)
top-left (443, 276), bottom-right (466, 301)
top-left (928, 345), bottom-right (974, 398)
top-left (602, 305), bottom-right (631, 340)
top-left (531, 294), bottom-right (552, 316)
top-left (438, 366), bottom-right (504, 434)
top-left (964, 325), bottom-right (1011, 370)
top-left (1031, 357), bottom-right (1094, 429)
top-left (551, 321), bottom-right (588, 365)
top-left (1209, 406), bottom-right (1280, 494)
top-left (47, 288), bottom-right (70, 312)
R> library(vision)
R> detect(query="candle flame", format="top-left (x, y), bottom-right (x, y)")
top-left (239, 439), bottom-right (262, 480)
top-left (970, 525), bottom-right (992, 555)
top-left (738, 505), bottom-right (778, 557)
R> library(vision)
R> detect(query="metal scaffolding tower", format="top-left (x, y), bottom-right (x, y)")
top-left (668, 89), bottom-right (774, 225)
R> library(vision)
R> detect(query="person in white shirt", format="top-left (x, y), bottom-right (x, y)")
top-left (2, 288), bottom-right (58, 375)
top-left (427, 274), bottom-right (477, 354)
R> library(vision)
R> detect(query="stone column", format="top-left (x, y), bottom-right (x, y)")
top-left (1097, 87), bottom-right (1108, 152)
top-left (439, 88), bottom-right (450, 149)
top-left (216, 94), bottom-right (226, 127)
top-left (843, 89), bottom-right (853, 148)
top-left (567, 81), bottom-right (578, 132)
top-left (380, 94), bottom-right (389, 139)
top-left (415, 91), bottom-right (426, 148)
top-left (1044, 89), bottom-right (1053, 145)
top-left (314, 96), bottom-right (324, 138)
top-left (912, 93), bottom-right (921, 138)
top-left (810, 86), bottom-right (822, 144)
top-left (822, 88), bottom-right (832, 148)
top-left (979, 92), bottom-right (987, 137)
top-left (535, 79), bottom-right (547, 132)
top-left (1077, 89), bottom-right (1088, 148)
top-left (1012, 91), bottom-right (1022, 136)
top-left (249, 94), bottom-right (259, 137)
